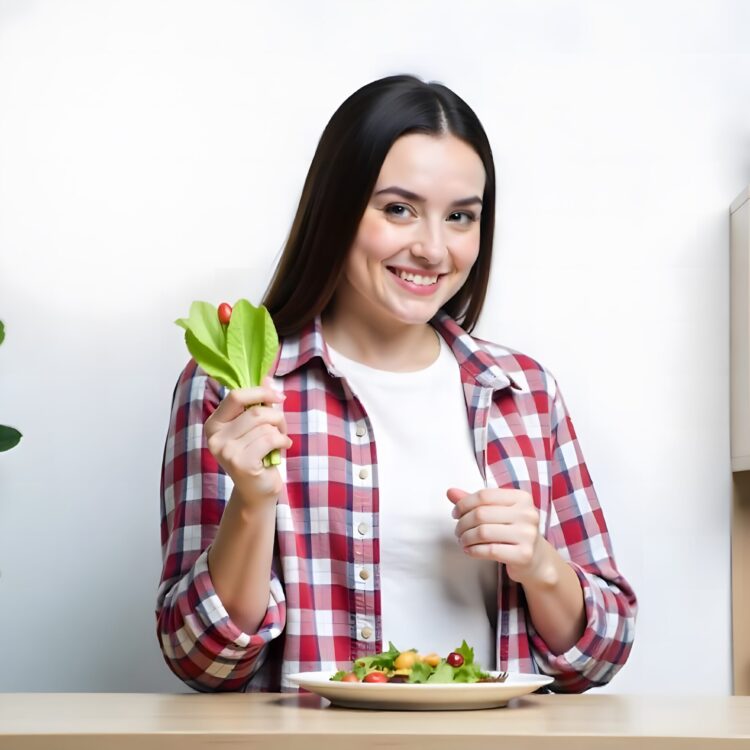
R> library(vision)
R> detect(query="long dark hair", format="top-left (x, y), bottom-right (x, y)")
top-left (262, 74), bottom-right (496, 335)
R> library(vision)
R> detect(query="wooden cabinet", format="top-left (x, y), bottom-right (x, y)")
top-left (730, 187), bottom-right (750, 696)
top-left (732, 188), bottom-right (750, 471)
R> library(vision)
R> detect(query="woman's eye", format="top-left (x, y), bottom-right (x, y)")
top-left (448, 211), bottom-right (477, 224)
top-left (384, 204), bottom-right (412, 218)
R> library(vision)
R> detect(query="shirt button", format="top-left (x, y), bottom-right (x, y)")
top-left (356, 424), bottom-right (366, 437)
top-left (359, 568), bottom-right (369, 581)
top-left (358, 468), bottom-right (369, 480)
top-left (361, 627), bottom-right (373, 639)
top-left (357, 522), bottom-right (369, 535)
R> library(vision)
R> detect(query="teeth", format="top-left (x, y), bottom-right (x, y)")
top-left (395, 269), bottom-right (438, 286)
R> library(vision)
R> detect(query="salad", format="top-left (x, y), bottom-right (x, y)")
top-left (330, 640), bottom-right (507, 684)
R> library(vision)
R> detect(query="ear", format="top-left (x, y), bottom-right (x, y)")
top-left (446, 487), bottom-right (470, 504)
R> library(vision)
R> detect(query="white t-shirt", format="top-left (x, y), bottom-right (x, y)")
top-left (327, 331), bottom-right (498, 668)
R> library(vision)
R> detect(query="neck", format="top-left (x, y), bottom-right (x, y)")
top-left (321, 304), bottom-right (440, 372)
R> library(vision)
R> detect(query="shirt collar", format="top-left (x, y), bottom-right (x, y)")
top-left (273, 310), bottom-right (522, 392)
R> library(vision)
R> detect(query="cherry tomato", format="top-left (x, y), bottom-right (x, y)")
top-left (446, 652), bottom-right (464, 667)
top-left (341, 672), bottom-right (359, 682)
top-left (363, 671), bottom-right (388, 683)
top-left (217, 302), bottom-right (232, 325)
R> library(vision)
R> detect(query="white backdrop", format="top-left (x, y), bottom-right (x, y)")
top-left (1, 0), bottom-right (747, 694)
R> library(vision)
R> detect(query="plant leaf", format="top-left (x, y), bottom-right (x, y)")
top-left (0, 425), bottom-right (22, 452)
top-left (455, 639), bottom-right (475, 666)
top-left (426, 662), bottom-right (455, 684)
top-left (258, 305), bottom-right (279, 382)
top-left (407, 661), bottom-right (432, 684)
top-left (175, 301), bottom-right (229, 359)
top-left (184, 330), bottom-right (242, 390)
top-left (226, 300), bottom-right (279, 388)
top-left (175, 301), bottom-right (243, 388)
top-left (0, 320), bottom-right (5, 346)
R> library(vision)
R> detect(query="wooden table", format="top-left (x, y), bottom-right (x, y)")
top-left (1, 692), bottom-right (749, 749)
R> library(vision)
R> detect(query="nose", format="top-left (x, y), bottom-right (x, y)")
top-left (410, 219), bottom-right (447, 266)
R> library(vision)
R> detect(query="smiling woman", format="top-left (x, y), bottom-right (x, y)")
top-left (157, 74), bottom-right (638, 695)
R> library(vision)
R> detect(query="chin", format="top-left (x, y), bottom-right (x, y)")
top-left (386, 305), bottom-right (443, 327)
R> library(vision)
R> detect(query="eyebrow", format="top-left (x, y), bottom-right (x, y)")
top-left (373, 186), bottom-right (483, 207)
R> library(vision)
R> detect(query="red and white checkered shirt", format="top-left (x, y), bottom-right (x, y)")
top-left (157, 310), bottom-right (637, 693)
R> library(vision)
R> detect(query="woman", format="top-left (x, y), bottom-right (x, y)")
top-left (157, 74), bottom-right (637, 693)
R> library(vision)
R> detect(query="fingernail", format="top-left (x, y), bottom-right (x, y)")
top-left (451, 506), bottom-right (458, 519)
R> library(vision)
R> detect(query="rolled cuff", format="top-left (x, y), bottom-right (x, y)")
top-left (528, 562), bottom-right (636, 693)
top-left (158, 548), bottom-right (286, 690)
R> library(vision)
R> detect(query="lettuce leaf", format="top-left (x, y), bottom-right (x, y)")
top-left (455, 639), bottom-right (475, 666)
top-left (175, 299), bottom-right (281, 465)
top-left (353, 641), bottom-right (400, 679)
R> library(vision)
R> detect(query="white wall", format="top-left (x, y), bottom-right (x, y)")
top-left (1, 0), bottom-right (747, 694)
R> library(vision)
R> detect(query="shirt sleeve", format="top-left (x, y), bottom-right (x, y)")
top-left (155, 360), bottom-right (286, 692)
top-left (528, 374), bottom-right (638, 692)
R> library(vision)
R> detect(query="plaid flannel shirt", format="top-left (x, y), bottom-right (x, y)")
top-left (157, 310), bottom-right (637, 693)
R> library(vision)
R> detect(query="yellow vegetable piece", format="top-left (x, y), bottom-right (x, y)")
top-left (423, 653), bottom-right (441, 668)
top-left (393, 651), bottom-right (418, 670)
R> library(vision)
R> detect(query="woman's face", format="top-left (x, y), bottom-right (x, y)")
top-left (336, 133), bottom-right (486, 330)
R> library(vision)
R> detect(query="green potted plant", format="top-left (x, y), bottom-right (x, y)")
top-left (0, 320), bottom-right (21, 452)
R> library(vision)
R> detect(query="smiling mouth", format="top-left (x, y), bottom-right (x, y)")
top-left (386, 267), bottom-right (444, 286)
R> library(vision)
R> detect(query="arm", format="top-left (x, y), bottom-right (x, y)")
top-left (515, 537), bottom-right (587, 655)
top-left (156, 361), bottom-right (287, 692)
top-left (527, 375), bottom-right (638, 692)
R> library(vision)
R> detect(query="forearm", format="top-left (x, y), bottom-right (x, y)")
top-left (519, 538), bottom-right (587, 655)
top-left (207, 487), bottom-right (278, 634)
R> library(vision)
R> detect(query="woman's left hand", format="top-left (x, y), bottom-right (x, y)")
top-left (447, 486), bottom-right (549, 586)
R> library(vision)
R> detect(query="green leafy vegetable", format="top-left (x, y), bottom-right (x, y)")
top-left (175, 299), bottom-right (281, 466)
top-left (407, 661), bottom-right (432, 684)
top-left (331, 640), bottom-right (496, 684)
top-left (225, 299), bottom-right (279, 390)
top-left (455, 640), bottom-right (475, 666)
top-left (352, 641), bottom-right (400, 680)
top-left (425, 662), bottom-right (454, 683)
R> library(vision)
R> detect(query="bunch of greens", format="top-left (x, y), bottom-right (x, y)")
top-left (175, 299), bottom-right (280, 467)
top-left (332, 640), bottom-right (493, 684)
top-left (0, 321), bottom-right (22, 452)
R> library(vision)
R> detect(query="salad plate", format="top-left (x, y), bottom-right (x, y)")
top-left (287, 671), bottom-right (554, 711)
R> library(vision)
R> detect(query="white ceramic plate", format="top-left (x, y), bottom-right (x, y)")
top-left (287, 671), bottom-right (554, 711)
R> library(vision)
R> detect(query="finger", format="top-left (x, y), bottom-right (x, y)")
top-left (238, 425), bottom-right (293, 476)
top-left (462, 542), bottom-right (522, 563)
top-left (221, 403), bottom-right (289, 442)
top-left (457, 522), bottom-right (525, 549)
top-left (206, 407), bottom-right (289, 459)
top-left (223, 424), bottom-right (292, 476)
top-left (453, 506), bottom-right (517, 538)
top-left (447, 487), bottom-right (476, 519)
top-left (446, 487), bottom-right (470, 505)
top-left (212, 384), bottom-right (286, 424)
top-left (451, 487), bottom-right (527, 519)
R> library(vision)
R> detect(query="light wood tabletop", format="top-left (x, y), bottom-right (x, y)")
top-left (1, 692), bottom-right (749, 749)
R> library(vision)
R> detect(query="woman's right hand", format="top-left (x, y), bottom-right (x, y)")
top-left (204, 376), bottom-right (292, 506)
